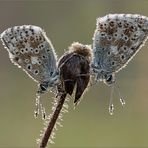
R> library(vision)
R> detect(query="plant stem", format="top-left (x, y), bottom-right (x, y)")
top-left (40, 93), bottom-right (67, 148)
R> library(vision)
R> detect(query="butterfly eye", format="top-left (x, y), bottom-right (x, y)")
top-left (38, 82), bottom-right (49, 94)
top-left (104, 74), bottom-right (115, 85)
top-left (106, 75), bottom-right (112, 82)
top-left (40, 84), bottom-right (46, 92)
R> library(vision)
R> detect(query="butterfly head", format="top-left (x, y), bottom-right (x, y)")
top-left (37, 70), bottom-right (60, 94)
top-left (92, 65), bottom-right (115, 85)
top-left (103, 73), bottom-right (116, 85)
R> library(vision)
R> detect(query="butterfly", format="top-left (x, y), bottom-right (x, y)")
top-left (1, 14), bottom-right (148, 147)
top-left (0, 25), bottom-right (92, 118)
top-left (92, 14), bottom-right (148, 114)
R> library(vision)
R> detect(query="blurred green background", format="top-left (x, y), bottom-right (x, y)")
top-left (0, 0), bottom-right (148, 147)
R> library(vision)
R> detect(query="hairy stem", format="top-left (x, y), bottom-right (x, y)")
top-left (40, 93), bottom-right (67, 148)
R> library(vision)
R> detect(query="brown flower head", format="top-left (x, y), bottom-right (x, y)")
top-left (58, 42), bottom-right (92, 105)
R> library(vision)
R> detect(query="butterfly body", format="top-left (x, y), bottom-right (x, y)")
top-left (92, 14), bottom-right (148, 85)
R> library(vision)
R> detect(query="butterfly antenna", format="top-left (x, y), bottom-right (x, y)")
top-left (109, 84), bottom-right (115, 115)
top-left (115, 82), bottom-right (126, 106)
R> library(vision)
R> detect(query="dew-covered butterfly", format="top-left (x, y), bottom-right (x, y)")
top-left (92, 14), bottom-right (148, 114)
top-left (0, 25), bottom-right (91, 119)
top-left (1, 25), bottom-right (60, 118)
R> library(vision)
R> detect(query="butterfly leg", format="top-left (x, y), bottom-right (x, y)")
top-left (115, 82), bottom-right (126, 106)
top-left (34, 83), bottom-right (50, 119)
top-left (34, 93), bottom-right (47, 120)
top-left (34, 93), bottom-right (41, 118)
top-left (106, 75), bottom-right (125, 114)
top-left (109, 84), bottom-right (115, 115)
top-left (104, 73), bottom-right (116, 115)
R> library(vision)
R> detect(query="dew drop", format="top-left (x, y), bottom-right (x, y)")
top-left (109, 104), bottom-right (114, 115)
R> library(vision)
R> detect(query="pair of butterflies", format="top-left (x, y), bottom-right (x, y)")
top-left (1, 14), bottom-right (148, 116)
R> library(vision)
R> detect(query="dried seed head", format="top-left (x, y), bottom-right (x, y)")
top-left (58, 42), bottom-right (92, 105)
top-left (69, 42), bottom-right (92, 61)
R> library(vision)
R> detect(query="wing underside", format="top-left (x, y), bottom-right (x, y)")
top-left (93, 14), bottom-right (148, 73)
top-left (1, 25), bottom-right (57, 83)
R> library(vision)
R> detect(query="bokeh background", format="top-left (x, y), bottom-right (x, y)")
top-left (0, 0), bottom-right (148, 147)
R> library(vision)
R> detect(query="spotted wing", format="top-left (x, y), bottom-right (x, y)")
top-left (1, 25), bottom-right (57, 83)
top-left (93, 14), bottom-right (148, 73)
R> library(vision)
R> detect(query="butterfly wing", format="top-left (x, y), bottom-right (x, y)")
top-left (1, 25), bottom-right (57, 83)
top-left (93, 14), bottom-right (148, 73)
